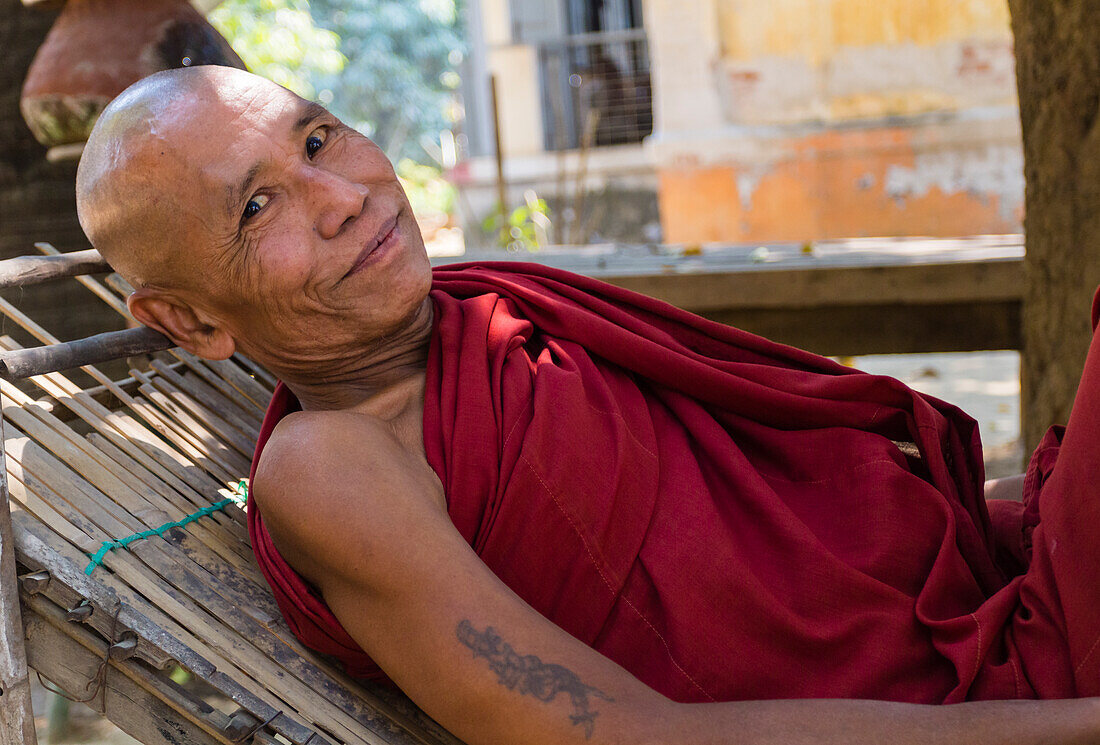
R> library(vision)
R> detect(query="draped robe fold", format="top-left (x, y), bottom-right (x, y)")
top-left (248, 263), bottom-right (1100, 703)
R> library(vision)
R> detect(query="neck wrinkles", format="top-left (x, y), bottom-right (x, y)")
top-left (261, 298), bottom-right (434, 412)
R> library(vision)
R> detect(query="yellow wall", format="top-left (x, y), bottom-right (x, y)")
top-left (711, 0), bottom-right (1016, 121)
top-left (717, 0), bottom-right (1011, 63)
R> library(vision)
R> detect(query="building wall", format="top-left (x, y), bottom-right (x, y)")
top-left (648, 0), bottom-right (1022, 244)
top-left (460, 0), bottom-right (664, 246)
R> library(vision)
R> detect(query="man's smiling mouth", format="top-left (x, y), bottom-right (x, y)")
top-left (342, 214), bottom-right (400, 280)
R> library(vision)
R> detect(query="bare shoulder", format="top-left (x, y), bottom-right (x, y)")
top-left (252, 409), bottom-right (447, 589)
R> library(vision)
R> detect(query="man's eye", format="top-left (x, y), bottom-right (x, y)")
top-left (306, 128), bottom-right (327, 159)
top-left (242, 193), bottom-right (270, 221)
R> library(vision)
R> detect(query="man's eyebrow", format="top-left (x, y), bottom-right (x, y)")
top-left (225, 162), bottom-right (263, 221)
top-left (293, 102), bottom-right (328, 133)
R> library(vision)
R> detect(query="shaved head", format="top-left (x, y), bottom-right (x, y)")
top-left (76, 65), bottom-right (294, 289)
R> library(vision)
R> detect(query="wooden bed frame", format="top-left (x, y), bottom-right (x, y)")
top-left (0, 245), bottom-right (458, 745)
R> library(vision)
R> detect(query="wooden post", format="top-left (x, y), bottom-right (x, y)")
top-left (489, 74), bottom-right (508, 247)
top-left (1010, 0), bottom-right (1100, 450)
top-left (0, 397), bottom-right (38, 744)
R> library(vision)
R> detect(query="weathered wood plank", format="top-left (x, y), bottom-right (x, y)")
top-left (699, 300), bottom-right (1022, 357)
top-left (22, 591), bottom-right (236, 744)
top-left (23, 600), bottom-right (227, 745)
top-left (597, 258), bottom-right (1023, 312)
top-left (0, 409), bottom-right (37, 745)
top-left (434, 247), bottom-right (1027, 356)
top-left (14, 515), bottom-right (336, 745)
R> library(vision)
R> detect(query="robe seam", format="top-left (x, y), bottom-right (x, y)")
top-left (1009, 656), bottom-right (1021, 699)
top-left (520, 453), bottom-right (717, 702)
top-left (969, 612), bottom-right (983, 687)
top-left (501, 406), bottom-right (528, 454)
top-left (1074, 633), bottom-right (1100, 676)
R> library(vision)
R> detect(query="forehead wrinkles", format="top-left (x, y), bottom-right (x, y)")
top-left (196, 94), bottom-right (306, 206)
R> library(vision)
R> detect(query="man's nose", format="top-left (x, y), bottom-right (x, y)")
top-left (309, 169), bottom-right (370, 239)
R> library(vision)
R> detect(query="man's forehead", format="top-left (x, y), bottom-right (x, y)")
top-left (173, 81), bottom-right (307, 145)
top-left (152, 91), bottom-right (322, 196)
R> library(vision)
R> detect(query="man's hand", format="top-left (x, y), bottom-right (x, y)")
top-left (254, 410), bottom-right (1100, 745)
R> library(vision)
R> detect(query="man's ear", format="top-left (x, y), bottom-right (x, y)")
top-left (128, 289), bottom-right (236, 360)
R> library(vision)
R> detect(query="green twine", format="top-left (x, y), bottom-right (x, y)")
top-left (84, 480), bottom-right (248, 576)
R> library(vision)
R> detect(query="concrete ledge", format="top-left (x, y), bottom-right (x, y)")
top-left (434, 236), bottom-right (1024, 356)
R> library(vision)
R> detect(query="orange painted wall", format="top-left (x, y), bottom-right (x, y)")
top-left (659, 125), bottom-right (1023, 244)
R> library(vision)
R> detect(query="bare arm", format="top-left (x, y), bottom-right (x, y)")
top-left (255, 412), bottom-right (1099, 745)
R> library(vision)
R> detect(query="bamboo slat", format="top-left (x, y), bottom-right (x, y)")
top-left (10, 449), bottom-right (365, 744)
top-left (14, 517), bottom-right (336, 745)
top-left (169, 349), bottom-right (268, 416)
top-left (22, 594), bottom-right (231, 745)
top-left (0, 339), bottom-right (239, 512)
top-left (150, 359), bottom-right (262, 435)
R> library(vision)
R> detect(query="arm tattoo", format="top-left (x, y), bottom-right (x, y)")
top-left (456, 619), bottom-right (614, 739)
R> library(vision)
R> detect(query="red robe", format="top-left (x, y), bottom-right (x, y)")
top-left (248, 262), bottom-right (1100, 703)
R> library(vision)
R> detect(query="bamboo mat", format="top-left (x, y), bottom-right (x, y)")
top-left (0, 268), bottom-right (459, 745)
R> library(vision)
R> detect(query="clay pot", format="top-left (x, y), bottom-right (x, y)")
top-left (20, 0), bottom-right (245, 147)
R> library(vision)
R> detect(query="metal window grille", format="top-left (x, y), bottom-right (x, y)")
top-left (537, 28), bottom-right (654, 151)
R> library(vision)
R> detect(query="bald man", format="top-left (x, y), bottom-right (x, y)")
top-left (75, 65), bottom-right (1100, 745)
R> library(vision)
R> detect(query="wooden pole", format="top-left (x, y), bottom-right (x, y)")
top-left (0, 395), bottom-right (38, 744)
top-left (571, 107), bottom-right (600, 247)
top-left (0, 249), bottom-right (107, 289)
top-left (0, 327), bottom-right (172, 380)
top-left (489, 74), bottom-right (508, 247)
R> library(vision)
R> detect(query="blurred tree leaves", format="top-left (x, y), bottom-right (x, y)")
top-left (209, 0), bottom-right (464, 164)
top-left (310, 0), bottom-right (465, 163)
top-left (209, 0), bottom-right (345, 99)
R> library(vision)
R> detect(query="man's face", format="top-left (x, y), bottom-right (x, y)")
top-left (134, 72), bottom-right (431, 373)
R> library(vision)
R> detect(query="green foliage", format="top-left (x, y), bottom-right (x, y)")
top-left (481, 197), bottom-right (552, 251)
top-left (397, 158), bottom-right (456, 218)
top-left (209, 0), bottom-right (345, 99)
top-left (308, 0), bottom-right (465, 162)
top-left (209, 0), bottom-right (464, 166)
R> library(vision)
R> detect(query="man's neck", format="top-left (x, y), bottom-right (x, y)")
top-left (275, 299), bottom-right (434, 416)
